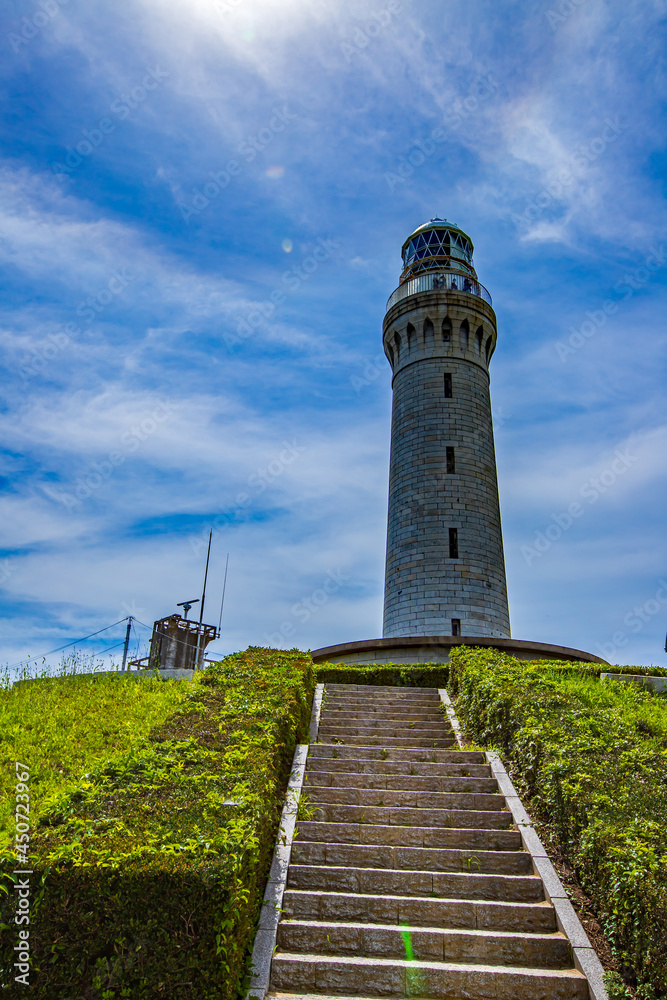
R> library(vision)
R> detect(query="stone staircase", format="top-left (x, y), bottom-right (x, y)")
top-left (265, 683), bottom-right (592, 1000)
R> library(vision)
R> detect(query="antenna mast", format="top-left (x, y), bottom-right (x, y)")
top-left (195, 530), bottom-right (213, 669)
top-left (217, 553), bottom-right (230, 638)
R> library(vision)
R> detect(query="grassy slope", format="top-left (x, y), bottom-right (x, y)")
top-left (0, 672), bottom-right (189, 850)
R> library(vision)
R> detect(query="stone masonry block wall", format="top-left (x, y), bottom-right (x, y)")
top-left (382, 292), bottom-right (510, 639)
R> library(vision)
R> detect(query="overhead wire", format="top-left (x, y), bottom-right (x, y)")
top-left (6, 618), bottom-right (131, 671)
top-left (93, 640), bottom-right (127, 659)
top-left (10, 611), bottom-right (226, 678)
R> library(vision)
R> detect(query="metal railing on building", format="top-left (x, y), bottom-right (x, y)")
top-left (387, 271), bottom-right (492, 311)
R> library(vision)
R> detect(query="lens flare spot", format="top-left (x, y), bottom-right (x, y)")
top-left (401, 925), bottom-right (415, 962)
top-left (281, 238), bottom-right (293, 253)
top-left (265, 165), bottom-right (285, 179)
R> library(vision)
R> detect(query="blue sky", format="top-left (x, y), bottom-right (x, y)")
top-left (2, 0), bottom-right (667, 670)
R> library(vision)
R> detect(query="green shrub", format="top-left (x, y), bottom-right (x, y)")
top-left (1, 647), bottom-right (314, 999)
top-left (603, 971), bottom-right (634, 999)
top-left (315, 661), bottom-right (449, 687)
top-left (449, 647), bottom-right (667, 995)
top-left (603, 970), bottom-right (662, 999)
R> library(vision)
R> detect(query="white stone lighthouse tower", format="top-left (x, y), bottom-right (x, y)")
top-left (382, 218), bottom-right (510, 639)
top-left (311, 219), bottom-right (605, 666)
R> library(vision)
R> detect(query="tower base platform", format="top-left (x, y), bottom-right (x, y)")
top-left (311, 635), bottom-right (607, 666)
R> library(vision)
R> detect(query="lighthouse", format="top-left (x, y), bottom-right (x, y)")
top-left (382, 218), bottom-right (510, 639)
top-left (311, 218), bottom-right (606, 666)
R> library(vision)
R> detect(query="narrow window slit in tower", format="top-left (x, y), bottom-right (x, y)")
top-left (451, 618), bottom-right (461, 636)
top-left (444, 373), bottom-right (452, 398)
top-left (446, 447), bottom-right (456, 473)
top-left (449, 528), bottom-right (459, 558)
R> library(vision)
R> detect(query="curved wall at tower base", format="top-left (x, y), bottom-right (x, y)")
top-left (311, 635), bottom-right (607, 666)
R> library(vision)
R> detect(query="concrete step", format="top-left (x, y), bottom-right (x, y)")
top-left (282, 889), bottom-right (557, 933)
top-left (296, 820), bottom-right (520, 851)
top-left (269, 953), bottom-right (588, 999)
top-left (325, 684), bottom-right (438, 701)
top-left (318, 723), bottom-right (452, 739)
top-left (327, 682), bottom-right (439, 687)
top-left (303, 769), bottom-right (499, 793)
top-left (309, 745), bottom-right (485, 764)
top-left (318, 734), bottom-right (458, 749)
top-left (276, 919), bottom-right (572, 968)
top-left (304, 786), bottom-right (505, 811)
top-left (317, 726), bottom-right (458, 749)
top-left (322, 700), bottom-right (443, 714)
top-left (305, 803), bottom-right (512, 830)
top-left (322, 697), bottom-right (444, 709)
top-left (306, 757), bottom-right (492, 778)
top-left (324, 688), bottom-right (442, 698)
top-left (287, 861), bottom-right (544, 903)
top-left (291, 841), bottom-right (532, 876)
top-left (287, 863), bottom-right (546, 902)
top-left (322, 698), bottom-right (444, 709)
top-left (321, 708), bottom-right (448, 723)
top-left (324, 684), bottom-right (439, 692)
top-left (320, 716), bottom-right (450, 730)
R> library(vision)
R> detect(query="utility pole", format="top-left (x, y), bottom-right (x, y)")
top-left (121, 616), bottom-right (133, 671)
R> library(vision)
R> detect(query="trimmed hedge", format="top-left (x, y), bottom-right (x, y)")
top-left (315, 658), bottom-right (667, 686)
top-left (602, 665), bottom-right (667, 678)
top-left (1, 647), bottom-right (314, 1000)
top-left (315, 661), bottom-right (449, 687)
top-left (449, 647), bottom-right (667, 995)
